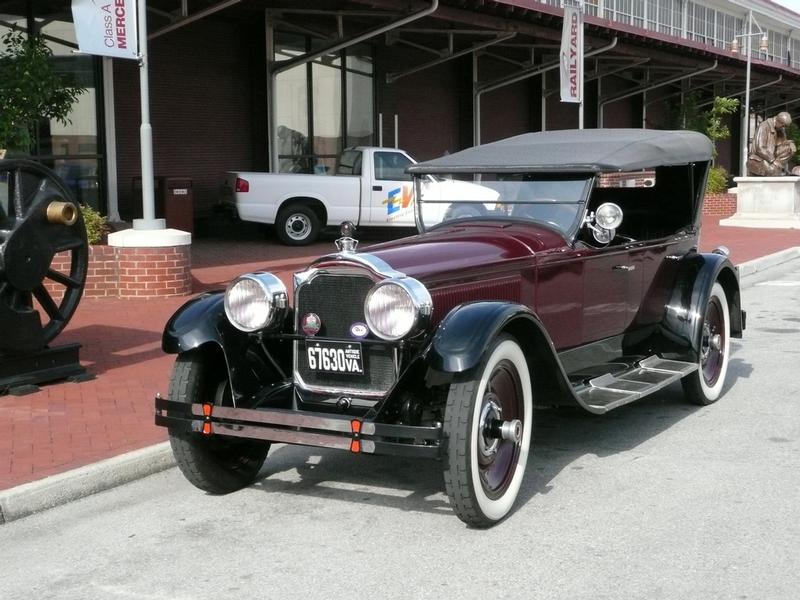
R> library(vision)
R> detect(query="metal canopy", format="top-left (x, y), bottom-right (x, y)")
top-left (386, 31), bottom-right (517, 83)
top-left (148, 0), bottom-right (242, 40)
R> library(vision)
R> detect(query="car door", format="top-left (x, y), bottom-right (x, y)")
top-left (581, 245), bottom-right (632, 343)
top-left (630, 235), bottom-right (696, 328)
top-left (369, 151), bottom-right (416, 226)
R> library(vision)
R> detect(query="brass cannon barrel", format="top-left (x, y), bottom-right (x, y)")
top-left (46, 201), bottom-right (78, 226)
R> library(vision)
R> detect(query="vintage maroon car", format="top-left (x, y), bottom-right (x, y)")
top-left (155, 129), bottom-right (744, 527)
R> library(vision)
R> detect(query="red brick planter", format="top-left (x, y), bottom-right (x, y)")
top-left (116, 245), bottom-right (191, 298)
top-left (703, 193), bottom-right (737, 218)
top-left (48, 244), bottom-right (192, 299)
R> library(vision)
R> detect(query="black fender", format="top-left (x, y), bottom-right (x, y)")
top-left (162, 292), bottom-right (290, 402)
top-left (162, 292), bottom-right (230, 354)
top-left (661, 251), bottom-right (744, 356)
top-left (427, 301), bottom-right (575, 405)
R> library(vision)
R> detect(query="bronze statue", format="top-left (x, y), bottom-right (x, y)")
top-left (746, 111), bottom-right (800, 176)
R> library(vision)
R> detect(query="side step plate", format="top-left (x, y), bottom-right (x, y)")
top-left (576, 356), bottom-right (698, 413)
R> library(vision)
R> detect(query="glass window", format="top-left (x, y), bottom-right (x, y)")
top-left (275, 34), bottom-right (311, 173)
top-left (418, 173), bottom-right (590, 235)
top-left (337, 150), bottom-right (362, 175)
top-left (346, 53), bottom-right (372, 74)
top-left (374, 152), bottom-right (412, 181)
top-left (312, 60), bottom-right (341, 157)
top-left (1, 9), bottom-right (105, 211)
top-left (275, 62), bottom-right (310, 172)
top-left (273, 35), bottom-right (373, 173)
top-left (347, 71), bottom-right (373, 148)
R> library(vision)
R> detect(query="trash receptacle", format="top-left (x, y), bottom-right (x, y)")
top-left (163, 177), bottom-right (193, 233)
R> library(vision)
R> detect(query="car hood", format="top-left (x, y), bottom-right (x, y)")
top-left (364, 222), bottom-right (568, 281)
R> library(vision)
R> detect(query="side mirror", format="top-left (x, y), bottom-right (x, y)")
top-left (584, 202), bottom-right (623, 244)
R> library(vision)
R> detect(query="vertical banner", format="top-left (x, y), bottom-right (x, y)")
top-left (560, 4), bottom-right (583, 103)
top-left (71, 0), bottom-right (139, 60)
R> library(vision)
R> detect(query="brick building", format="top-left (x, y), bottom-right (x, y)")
top-left (5, 0), bottom-right (800, 226)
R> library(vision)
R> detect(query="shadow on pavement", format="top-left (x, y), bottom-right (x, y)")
top-left (244, 352), bottom-right (752, 522)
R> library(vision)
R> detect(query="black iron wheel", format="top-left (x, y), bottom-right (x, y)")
top-left (0, 160), bottom-right (88, 352)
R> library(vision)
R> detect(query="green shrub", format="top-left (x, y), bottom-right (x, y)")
top-left (705, 166), bottom-right (729, 195)
top-left (81, 204), bottom-right (108, 244)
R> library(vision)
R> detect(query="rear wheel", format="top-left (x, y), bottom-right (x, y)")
top-left (682, 282), bottom-right (730, 405)
top-left (275, 203), bottom-right (321, 246)
top-left (443, 335), bottom-right (533, 527)
top-left (168, 351), bottom-right (269, 493)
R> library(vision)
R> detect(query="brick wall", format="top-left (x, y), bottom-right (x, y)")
top-left (376, 45), bottom-right (462, 160)
top-left (113, 17), bottom-right (264, 222)
top-left (703, 193), bottom-right (737, 217)
top-left (46, 245), bottom-right (191, 299)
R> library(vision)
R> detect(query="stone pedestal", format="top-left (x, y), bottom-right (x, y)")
top-left (720, 177), bottom-right (800, 229)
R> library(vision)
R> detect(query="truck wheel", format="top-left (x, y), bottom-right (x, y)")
top-left (275, 204), bottom-right (321, 245)
top-left (443, 334), bottom-right (533, 527)
top-left (682, 282), bottom-right (730, 405)
top-left (168, 351), bottom-right (269, 494)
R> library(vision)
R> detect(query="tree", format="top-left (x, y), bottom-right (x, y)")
top-left (704, 96), bottom-right (740, 159)
top-left (701, 96), bottom-right (739, 193)
top-left (0, 31), bottom-right (84, 155)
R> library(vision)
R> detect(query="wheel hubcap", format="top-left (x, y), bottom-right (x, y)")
top-left (701, 298), bottom-right (725, 386)
top-left (476, 360), bottom-right (523, 500)
top-left (285, 214), bottom-right (310, 240)
top-left (478, 399), bottom-right (502, 457)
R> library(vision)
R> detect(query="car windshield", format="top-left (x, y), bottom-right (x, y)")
top-left (417, 173), bottom-right (591, 235)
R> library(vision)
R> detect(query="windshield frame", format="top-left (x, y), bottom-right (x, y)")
top-left (413, 172), bottom-right (595, 239)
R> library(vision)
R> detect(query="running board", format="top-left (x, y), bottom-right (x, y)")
top-left (575, 356), bottom-right (698, 413)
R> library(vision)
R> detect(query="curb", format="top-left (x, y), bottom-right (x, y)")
top-left (737, 247), bottom-right (800, 282)
top-left (0, 442), bottom-right (175, 524)
top-left (1, 247), bottom-right (799, 525)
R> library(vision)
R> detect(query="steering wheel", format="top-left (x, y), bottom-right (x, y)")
top-left (444, 203), bottom-right (485, 221)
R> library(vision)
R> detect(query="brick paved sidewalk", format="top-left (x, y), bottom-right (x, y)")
top-left (1, 217), bottom-right (799, 491)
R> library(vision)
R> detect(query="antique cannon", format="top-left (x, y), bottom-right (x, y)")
top-left (0, 159), bottom-right (89, 393)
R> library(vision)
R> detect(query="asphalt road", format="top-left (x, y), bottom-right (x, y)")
top-left (2, 262), bottom-right (799, 600)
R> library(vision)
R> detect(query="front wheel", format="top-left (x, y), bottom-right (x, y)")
top-left (275, 203), bottom-right (321, 246)
top-left (443, 335), bottom-right (533, 527)
top-left (168, 351), bottom-right (269, 493)
top-left (682, 282), bottom-right (731, 405)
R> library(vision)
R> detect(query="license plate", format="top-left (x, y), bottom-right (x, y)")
top-left (305, 340), bottom-right (364, 375)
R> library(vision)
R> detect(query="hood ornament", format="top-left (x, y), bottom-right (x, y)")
top-left (335, 221), bottom-right (358, 254)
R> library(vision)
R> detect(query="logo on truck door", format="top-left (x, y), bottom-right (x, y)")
top-left (384, 185), bottom-right (414, 220)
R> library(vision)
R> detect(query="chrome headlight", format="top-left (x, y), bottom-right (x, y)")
top-left (224, 273), bottom-right (287, 332)
top-left (364, 277), bottom-right (432, 341)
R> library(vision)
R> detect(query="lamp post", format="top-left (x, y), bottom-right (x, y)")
top-left (731, 11), bottom-right (769, 176)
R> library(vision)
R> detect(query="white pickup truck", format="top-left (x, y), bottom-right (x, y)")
top-left (223, 147), bottom-right (424, 245)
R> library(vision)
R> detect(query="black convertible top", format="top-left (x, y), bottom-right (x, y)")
top-left (407, 128), bottom-right (713, 174)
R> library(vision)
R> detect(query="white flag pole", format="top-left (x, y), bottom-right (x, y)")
top-left (134, 0), bottom-right (164, 230)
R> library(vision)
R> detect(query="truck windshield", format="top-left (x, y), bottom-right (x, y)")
top-left (417, 173), bottom-right (591, 236)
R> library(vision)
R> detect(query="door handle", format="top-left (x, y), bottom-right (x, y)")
top-left (613, 265), bottom-right (636, 272)
top-left (372, 185), bottom-right (383, 191)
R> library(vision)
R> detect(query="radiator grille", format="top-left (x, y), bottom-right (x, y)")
top-left (294, 273), bottom-right (397, 396)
